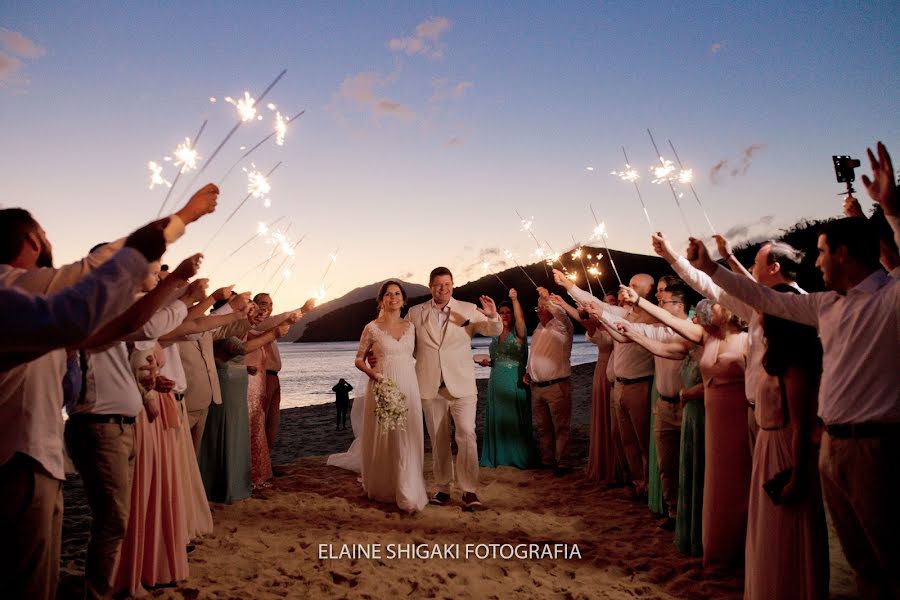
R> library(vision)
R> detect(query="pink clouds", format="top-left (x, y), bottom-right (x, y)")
top-left (388, 17), bottom-right (451, 59)
top-left (0, 29), bottom-right (45, 87)
top-left (332, 71), bottom-right (415, 121)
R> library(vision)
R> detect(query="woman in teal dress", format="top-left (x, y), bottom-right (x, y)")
top-left (647, 381), bottom-right (665, 515)
top-left (675, 348), bottom-right (705, 556)
top-left (478, 289), bottom-right (539, 469)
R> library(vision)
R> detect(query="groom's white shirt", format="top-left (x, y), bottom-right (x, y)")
top-left (408, 298), bottom-right (502, 399)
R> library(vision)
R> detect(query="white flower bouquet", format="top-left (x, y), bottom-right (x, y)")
top-left (373, 377), bottom-right (408, 434)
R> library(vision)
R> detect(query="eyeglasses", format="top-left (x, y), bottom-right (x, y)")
top-left (659, 300), bottom-right (684, 306)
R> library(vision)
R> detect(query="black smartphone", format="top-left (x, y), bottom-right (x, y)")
top-left (762, 467), bottom-right (793, 505)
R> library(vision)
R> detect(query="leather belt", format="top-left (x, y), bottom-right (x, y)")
top-left (68, 413), bottom-right (136, 425)
top-left (174, 393), bottom-right (185, 402)
top-left (265, 370), bottom-right (279, 376)
top-left (532, 376), bottom-right (569, 388)
top-left (616, 375), bottom-right (653, 385)
top-left (659, 394), bottom-right (679, 404)
top-left (825, 422), bottom-right (900, 439)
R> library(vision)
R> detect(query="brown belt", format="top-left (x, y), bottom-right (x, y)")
top-left (68, 413), bottom-right (136, 425)
top-left (659, 394), bottom-right (679, 404)
top-left (825, 422), bottom-right (900, 439)
top-left (616, 375), bottom-right (653, 386)
top-left (532, 376), bottom-right (570, 388)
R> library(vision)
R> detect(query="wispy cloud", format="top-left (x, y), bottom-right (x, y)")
top-left (710, 143), bottom-right (767, 184)
top-left (389, 17), bottom-right (451, 60)
top-left (331, 71), bottom-right (414, 121)
top-left (709, 42), bottom-right (724, 55)
top-left (461, 247), bottom-right (510, 279)
top-left (0, 29), bottom-right (44, 89)
top-left (430, 78), bottom-right (473, 103)
top-left (445, 136), bottom-right (464, 147)
top-left (375, 100), bottom-right (414, 120)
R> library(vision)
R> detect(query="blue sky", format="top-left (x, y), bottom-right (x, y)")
top-left (1, 2), bottom-right (897, 309)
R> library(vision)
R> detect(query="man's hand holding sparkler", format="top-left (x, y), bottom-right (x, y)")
top-left (176, 183), bottom-right (219, 224)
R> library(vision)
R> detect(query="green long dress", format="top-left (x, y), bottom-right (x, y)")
top-left (197, 338), bottom-right (252, 504)
top-left (480, 332), bottom-right (539, 469)
top-left (647, 377), bottom-right (665, 515)
top-left (675, 354), bottom-right (705, 556)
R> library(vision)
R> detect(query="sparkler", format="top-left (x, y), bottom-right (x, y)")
top-left (263, 237), bottom-right (305, 292)
top-left (570, 235), bottom-right (593, 296)
top-left (480, 259), bottom-right (509, 290)
top-left (668, 139), bottom-right (716, 236)
top-left (155, 119), bottom-right (208, 218)
top-left (206, 215), bottom-right (288, 279)
top-left (202, 161), bottom-right (282, 252)
top-left (543, 240), bottom-right (571, 275)
top-left (647, 129), bottom-right (693, 237)
top-left (216, 109), bottom-right (305, 186)
top-left (148, 161), bottom-right (170, 190)
top-left (503, 249), bottom-right (539, 288)
top-left (611, 147), bottom-right (654, 233)
top-left (515, 210), bottom-right (552, 281)
top-left (587, 264), bottom-right (608, 298)
top-left (588, 204), bottom-right (623, 286)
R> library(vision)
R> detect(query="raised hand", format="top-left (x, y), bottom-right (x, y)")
top-left (274, 322), bottom-right (291, 338)
top-left (301, 298), bottom-right (317, 313)
top-left (228, 291), bottom-right (251, 311)
top-left (171, 253), bottom-right (203, 280)
top-left (535, 286), bottom-right (549, 299)
top-left (552, 268), bottom-right (572, 290)
top-left (686, 237), bottom-right (718, 275)
top-left (177, 183), bottom-right (219, 224)
top-left (861, 142), bottom-right (898, 216)
top-left (508, 288), bottom-right (518, 300)
top-left (712, 234), bottom-right (733, 261)
top-left (125, 219), bottom-right (169, 262)
top-left (843, 195), bottom-right (865, 218)
top-left (183, 278), bottom-right (209, 304)
top-left (548, 292), bottom-right (567, 306)
top-left (615, 321), bottom-right (634, 336)
top-left (212, 285), bottom-right (235, 301)
top-left (477, 295), bottom-right (498, 318)
top-left (650, 232), bottom-right (677, 263)
top-left (285, 310), bottom-right (302, 325)
top-left (618, 285), bottom-right (639, 305)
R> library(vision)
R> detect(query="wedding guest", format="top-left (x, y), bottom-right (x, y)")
top-left (676, 342), bottom-right (705, 556)
top-left (332, 378), bottom-right (354, 430)
top-left (0, 188), bottom-right (215, 600)
top-left (253, 293), bottom-right (284, 450)
top-left (652, 231), bottom-right (805, 456)
top-left (745, 285), bottom-right (828, 600)
top-left (246, 314), bottom-right (275, 489)
top-left (557, 269), bottom-right (657, 498)
top-left (604, 291), bottom-right (619, 305)
top-left (688, 142), bottom-right (899, 596)
top-left (526, 288), bottom-right (574, 477)
top-left (583, 301), bottom-right (616, 483)
top-left (65, 258), bottom-right (202, 600)
top-left (198, 304), bottom-right (293, 503)
top-left (480, 288), bottom-right (538, 469)
top-left (621, 288), bottom-right (751, 569)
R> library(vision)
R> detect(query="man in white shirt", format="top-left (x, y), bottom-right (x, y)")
top-left (556, 269), bottom-right (657, 497)
top-left (688, 212), bottom-right (899, 599)
top-left (527, 289), bottom-right (574, 476)
top-left (0, 185), bottom-right (217, 600)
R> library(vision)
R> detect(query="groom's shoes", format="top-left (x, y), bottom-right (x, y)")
top-left (462, 492), bottom-right (485, 511)
top-left (429, 491), bottom-right (451, 506)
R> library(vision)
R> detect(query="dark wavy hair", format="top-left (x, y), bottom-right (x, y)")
top-left (377, 280), bottom-right (408, 305)
top-left (762, 284), bottom-right (823, 376)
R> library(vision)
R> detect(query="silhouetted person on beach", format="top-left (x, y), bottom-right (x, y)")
top-left (332, 378), bottom-right (353, 430)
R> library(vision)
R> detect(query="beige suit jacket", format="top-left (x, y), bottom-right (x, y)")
top-left (178, 319), bottom-right (250, 412)
top-left (408, 298), bottom-right (502, 399)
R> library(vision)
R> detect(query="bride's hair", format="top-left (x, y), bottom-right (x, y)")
top-left (376, 280), bottom-right (408, 309)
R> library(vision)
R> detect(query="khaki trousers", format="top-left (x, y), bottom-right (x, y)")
top-left (422, 388), bottom-right (479, 494)
top-left (65, 420), bottom-right (136, 600)
top-left (187, 408), bottom-right (208, 456)
top-left (264, 373), bottom-right (281, 451)
top-left (0, 454), bottom-right (62, 600)
top-left (530, 380), bottom-right (573, 468)
top-left (609, 384), bottom-right (630, 482)
top-left (819, 431), bottom-right (900, 600)
top-left (653, 399), bottom-right (682, 517)
top-left (615, 380), bottom-right (652, 490)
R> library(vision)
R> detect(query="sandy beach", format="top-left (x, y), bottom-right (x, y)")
top-left (58, 362), bottom-right (856, 599)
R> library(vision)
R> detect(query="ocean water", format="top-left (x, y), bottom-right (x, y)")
top-left (278, 337), bottom-right (600, 409)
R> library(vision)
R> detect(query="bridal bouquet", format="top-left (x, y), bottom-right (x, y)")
top-left (373, 377), bottom-right (408, 434)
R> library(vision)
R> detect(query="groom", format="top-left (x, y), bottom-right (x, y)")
top-left (408, 267), bottom-right (502, 510)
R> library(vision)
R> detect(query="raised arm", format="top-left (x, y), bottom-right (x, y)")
top-left (509, 288), bottom-right (527, 341)
top-left (688, 239), bottom-right (820, 327)
top-left (713, 234), bottom-right (754, 280)
top-left (553, 268), bottom-right (626, 317)
top-left (549, 293), bottom-right (581, 322)
top-left (615, 320), bottom-right (692, 360)
top-left (619, 285), bottom-right (705, 344)
top-left (862, 141), bottom-right (900, 249)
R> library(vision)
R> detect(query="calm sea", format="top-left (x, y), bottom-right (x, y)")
top-left (278, 338), bottom-right (600, 409)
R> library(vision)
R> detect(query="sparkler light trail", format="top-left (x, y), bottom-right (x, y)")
top-left (515, 210), bottom-right (552, 281)
top-left (647, 129), bottom-right (693, 237)
top-left (480, 259), bottom-right (509, 290)
top-left (224, 91), bottom-right (258, 122)
top-left (202, 161), bottom-right (282, 252)
top-left (263, 237), bottom-right (305, 291)
top-left (205, 216), bottom-right (288, 279)
top-left (320, 248), bottom-right (339, 285)
top-left (216, 109), bottom-right (305, 186)
top-left (668, 139), bottom-right (717, 236)
top-left (589, 204), bottom-right (623, 286)
top-left (611, 146), bottom-right (654, 233)
top-left (148, 161), bottom-right (170, 190)
top-left (155, 119), bottom-right (208, 218)
top-left (587, 264), bottom-right (607, 298)
top-left (570, 235), bottom-right (593, 296)
top-left (503, 249), bottom-right (539, 288)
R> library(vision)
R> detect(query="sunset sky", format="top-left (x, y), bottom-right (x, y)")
top-left (1, 3), bottom-right (897, 310)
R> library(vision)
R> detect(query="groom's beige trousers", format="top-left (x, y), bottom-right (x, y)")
top-left (422, 385), bottom-right (479, 494)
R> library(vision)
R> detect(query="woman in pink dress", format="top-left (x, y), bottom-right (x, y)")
top-left (585, 318), bottom-right (616, 483)
top-left (246, 316), bottom-right (273, 489)
top-left (744, 285), bottom-right (828, 599)
top-left (618, 290), bottom-right (751, 569)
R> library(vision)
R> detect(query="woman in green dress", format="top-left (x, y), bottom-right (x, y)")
top-left (478, 288), bottom-right (539, 469)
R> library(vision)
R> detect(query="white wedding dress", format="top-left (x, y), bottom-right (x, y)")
top-left (328, 320), bottom-right (428, 513)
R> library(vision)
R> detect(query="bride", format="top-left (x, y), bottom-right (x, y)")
top-left (329, 280), bottom-right (428, 513)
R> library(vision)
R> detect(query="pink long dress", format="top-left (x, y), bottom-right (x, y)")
top-left (586, 330), bottom-right (616, 483)
top-left (744, 373), bottom-right (828, 599)
top-left (699, 333), bottom-right (752, 569)
top-left (116, 349), bottom-right (188, 595)
top-left (246, 339), bottom-right (272, 488)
